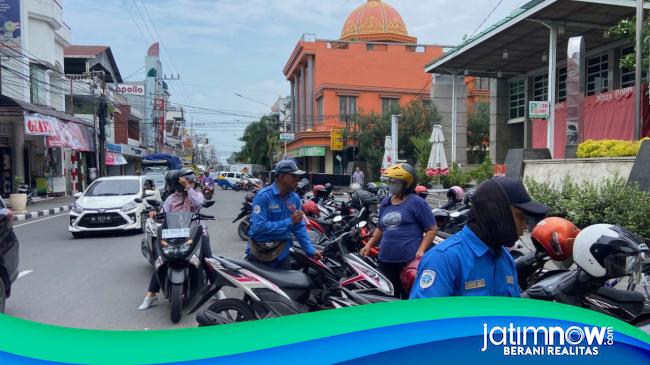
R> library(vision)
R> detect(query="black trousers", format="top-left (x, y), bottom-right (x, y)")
top-left (148, 236), bottom-right (214, 293)
top-left (378, 260), bottom-right (410, 299)
top-left (245, 254), bottom-right (291, 270)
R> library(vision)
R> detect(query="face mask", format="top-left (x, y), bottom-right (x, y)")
top-left (389, 182), bottom-right (404, 196)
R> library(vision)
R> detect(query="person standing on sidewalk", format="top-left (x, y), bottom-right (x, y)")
top-left (351, 167), bottom-right (365, 186)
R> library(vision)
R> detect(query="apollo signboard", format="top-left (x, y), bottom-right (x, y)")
top-left (116, 84), bottom-right (145, 96)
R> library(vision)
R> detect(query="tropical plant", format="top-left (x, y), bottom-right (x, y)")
top-left (467, 101), bottom-right (490, 164)
top-left (229, 115), bottom-right (280, 170)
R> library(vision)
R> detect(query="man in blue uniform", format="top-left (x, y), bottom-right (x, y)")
top-left (410, 177), bottom-right (550, 298)
top-left (247, 160), bottom-right (323, 269)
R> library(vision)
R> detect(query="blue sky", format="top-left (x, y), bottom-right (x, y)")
top-left (64, 0), bottom-right (527, 160)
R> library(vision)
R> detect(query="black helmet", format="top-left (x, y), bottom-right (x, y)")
top-left (349, 189), bottom-right (380, 210)
top-left (244, 192), bottom-right (256, 203)
top-left (366, 182), bottom-right (378, 194)
top-left (165, 170), bottom-right (181, 192)
top-left (463, 189), bottom-right (475, 205)
top-left (324, 183), bottom-right (333, 195)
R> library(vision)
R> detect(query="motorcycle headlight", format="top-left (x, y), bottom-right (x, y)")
top-left (121, 201), bottom-right (138, 212)
top-left (72, 202), bottom-right (84, 214)
top-left (162, 239), bottom-right (193, 257)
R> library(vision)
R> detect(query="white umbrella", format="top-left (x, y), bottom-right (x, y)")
top-left (426, 125), bottom-right (449, 176)
top-left (380, 136), bottom-right (394, 174)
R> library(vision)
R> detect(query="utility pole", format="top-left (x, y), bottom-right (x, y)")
top-left (635, 0), bottom-right (643, 140)
top-left (391, 114), bottom-right (399, 162)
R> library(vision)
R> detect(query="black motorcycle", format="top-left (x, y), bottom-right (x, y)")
top-left (154, 202), bottom-right (215, 323)
top-left (233, 193), bottom-right (256, 241)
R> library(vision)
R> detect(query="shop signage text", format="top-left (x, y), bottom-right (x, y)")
top-left (116, 84), bottom-right (145, 96)
top-left (24, 113), bottom-right (59, 136)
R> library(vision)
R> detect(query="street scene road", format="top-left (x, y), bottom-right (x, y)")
top-left (8, 191), bottom-right (248, 330)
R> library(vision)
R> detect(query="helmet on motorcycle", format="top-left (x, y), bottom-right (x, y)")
top-left (415, 185), bottom-right (428, 199)
top-left (302, 200), bottom-right (320, 217)
top-left (447, 186), bottom-right (465, 202)
top-left (400, 257), bottom-right (422, 295)
top-left (350, 183), bottom-right (362, 191)
top-left (531, 217), bottom-right (580, 261)
top-left (312, 184), bottom-right (327, 198)
top-left (244, 192), bottom-right (256, 203)
top-left (366, 182), bottom-right (378, 194)
top-left (349, 189), bottom-right (380, 210)
top-left (324, 183), bottom-right (333, 195)
top-left (463, 189), bottom-right (475, 205)
top-left (432, 208), bottom-right (450, 228)
top-left (382, 163), bottom-right (417, 192)
top-left (573, 224), bottom-right (648, 278)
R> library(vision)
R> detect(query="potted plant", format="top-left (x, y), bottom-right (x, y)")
top-left (9, 176), bottom-right (27, 213)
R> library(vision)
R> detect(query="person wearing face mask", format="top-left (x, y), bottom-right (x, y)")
top-left (360, 163), bottom-right (438, 298)
top-left (409, 176), bottom-right (550, 298)
top-left (246, 160), bottom-right (324, 269)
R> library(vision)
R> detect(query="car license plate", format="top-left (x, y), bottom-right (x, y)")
top-left (91, 216), bottom-right (110, 222)
top-left (162, 228), bottom-right (190, 239)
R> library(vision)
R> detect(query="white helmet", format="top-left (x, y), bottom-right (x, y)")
top-left (573, 224), bottom-right (648, 278)
top-left (350, 183), bottom-right (362, 191)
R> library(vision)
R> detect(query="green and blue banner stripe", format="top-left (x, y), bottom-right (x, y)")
top-left (0, 297), bottom-right (648, 364)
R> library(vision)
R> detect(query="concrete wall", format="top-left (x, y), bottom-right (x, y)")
top-left (431, 74), bottom-right (468, 166)
top-left (523, 157), bottom-right (635, 186)
top-left (490, 79), bottom-right (525, 163)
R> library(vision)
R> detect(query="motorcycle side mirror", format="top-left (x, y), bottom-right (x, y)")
top-left (203, 200), bottom-right (215, 208)
top-left (333, 215), bottom-right (343, 223)
top-left (134, 198), bottom-right (144, 204)
top-left (357, 221), bottom-right (367, 228)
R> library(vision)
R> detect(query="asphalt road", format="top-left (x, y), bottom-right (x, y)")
top-left (7, 189), bottom-right (250, 330)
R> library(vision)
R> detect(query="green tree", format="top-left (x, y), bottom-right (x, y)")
top-left (229, 115), bottom-right (280, 170)
top-left (467, 101), bottom-right (490, 164)
top-left (356, 99), bottom-right (441, 180)
top-left (608, 12), bottom-right (650, 71)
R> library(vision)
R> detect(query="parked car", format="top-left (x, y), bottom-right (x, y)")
top-left (68, 176), bottom-right (162, 238)
top-left (222, 172), bottom-right (262, 187)
top-left (0, 197), bottom-right (19, 313)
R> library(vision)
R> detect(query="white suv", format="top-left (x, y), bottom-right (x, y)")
top-left (68, 176), bottom-right (162, 238)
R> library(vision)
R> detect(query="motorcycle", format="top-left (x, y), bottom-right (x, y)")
top-left (140, 200), bottom-right (163, 266)
top-left (201, 184), bottom-right (214, 200)
top-left (17, 184), bottom-right (34, 205)
top-left (153, 200), bottom-right (216, 323)
top-left (233, 201), bottom-right (253, 241)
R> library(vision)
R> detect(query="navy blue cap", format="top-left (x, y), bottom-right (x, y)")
top-left (274, 160), bottom-right (306, 175)
top-left (492, 176), bottom-right (550, 216)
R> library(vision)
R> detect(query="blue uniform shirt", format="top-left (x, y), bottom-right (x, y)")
top-left (410, 226), bottom-right (520, 298)
top-left (248, 183), bottom-right (316, 261)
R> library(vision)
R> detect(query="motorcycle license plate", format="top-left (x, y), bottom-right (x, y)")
top-left (161, 228), bottom-right (190, 239)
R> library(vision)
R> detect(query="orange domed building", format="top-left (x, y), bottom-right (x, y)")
top-left (283, 0), bottom-right (443, 174)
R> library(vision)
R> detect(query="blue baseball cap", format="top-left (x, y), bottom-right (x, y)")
top-left (274, 160), bottom-right (306, 175)
top-left (492, 176), bottom-right (550, 216)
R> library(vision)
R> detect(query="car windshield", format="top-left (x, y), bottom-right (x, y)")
top-left (165, 212), bottom-right (194, 229)
top-left (144, 173), bottom-right (165, 185)
top-left (85, 180), bottom-right (140, 196)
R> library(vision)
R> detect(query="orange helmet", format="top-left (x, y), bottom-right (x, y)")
top-left (531, 217), bottom-right (580, 261)
top-left (302, 200), bottom-right (320, 217)
top-left (415, 185), bottom-right (428, 194)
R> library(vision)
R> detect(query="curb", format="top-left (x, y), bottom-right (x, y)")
top-left (12, 205), bottom-right (72, 222)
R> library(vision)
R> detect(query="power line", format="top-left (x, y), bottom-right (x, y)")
top-left (469, 0), bottom-right (505, 38)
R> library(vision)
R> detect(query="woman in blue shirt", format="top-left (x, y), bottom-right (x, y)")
top-left (360, 163), bottom-right (437, 298)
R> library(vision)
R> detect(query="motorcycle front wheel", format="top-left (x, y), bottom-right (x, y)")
top-left (170, 284), bottom-right (183, 323)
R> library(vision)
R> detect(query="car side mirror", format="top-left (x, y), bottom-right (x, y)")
top-left (144, 189), bottom-right (156, 198)
top-left (73, 192), bottom-right (82, 199)
top-left (134, 198), bottom-right (143, 204)
top-left (203, 200), bottom-right (215, 208)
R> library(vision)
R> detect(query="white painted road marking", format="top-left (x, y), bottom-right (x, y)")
top-left (17, 270), bottom-right (33, 279)
top-left (13, 213), bottom-right (67, 228)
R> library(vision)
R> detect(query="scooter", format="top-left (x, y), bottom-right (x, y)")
top-left (140, 201), bottom-right (162, 266)
top-left (17, 184), bottom-right (34, 205)
top-left (153, 201), bottom-right (215, 323)
top-left (233, 200), bottom-right (253, 241)
top-left (202, 184), bottom-right (214, 200)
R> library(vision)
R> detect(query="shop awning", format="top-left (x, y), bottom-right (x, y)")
top-left (0, 94), bottom-right (93, 127)
top-left (425, 0), bottom-right (650, 77)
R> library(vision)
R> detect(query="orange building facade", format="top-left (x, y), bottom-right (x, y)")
top-left (283, 0), bottom-right (443, 174)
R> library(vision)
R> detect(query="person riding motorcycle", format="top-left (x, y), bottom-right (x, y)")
top-left (246, 160), bottom-right (323, 269)
top-left (202, 171), bottom-right (214, 187)
top-left (138, 168), bottom-right (215, 310)
top-left (439, 186), bottom-right (464, 210)
top-left (360, 163), bottom-right (438, 298)
top-left (410, 177), bottom-right (550, 298)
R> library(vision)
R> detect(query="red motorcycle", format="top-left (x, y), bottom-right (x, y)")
top-left (202, 184), bottom-right (214, 200)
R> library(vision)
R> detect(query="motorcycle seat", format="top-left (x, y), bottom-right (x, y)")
top-left (312, 217), bottom-right (335, 228)
top-left (594, 287), bottom-right (645, 303)
top-left (227, 257), bottom-right (313, 289)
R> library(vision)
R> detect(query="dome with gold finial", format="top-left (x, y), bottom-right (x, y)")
top-left (340, 0), bottom-right (416, 43)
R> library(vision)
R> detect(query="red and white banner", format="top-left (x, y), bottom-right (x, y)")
top-left (24, 113), bottom-right (59, 136)
top-left (105, 152), bottom-right (127, 166)
top-left (46, 121), bottom-right (95, 152)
